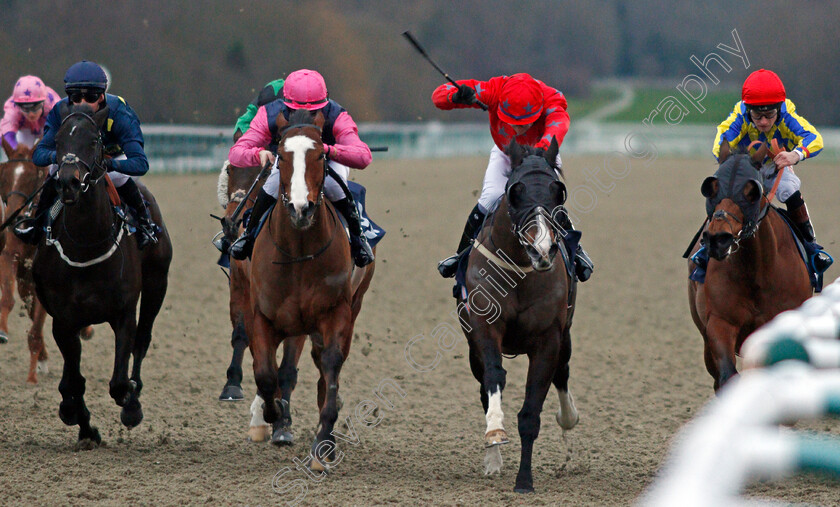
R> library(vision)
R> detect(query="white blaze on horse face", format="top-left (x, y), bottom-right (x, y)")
top-left (527, 214), bottom-right (553, 260)
top-left (285, 135), bottom-right (317, 214)
top-left (12, 163), bottom-right (24, 187)
top-left (485, 388), bottom-right (505, 434)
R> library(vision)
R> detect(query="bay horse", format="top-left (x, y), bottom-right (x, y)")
top-left (457, 139), bottom-right (579, 493)
top-left (687, 142), bottom-right (812, 392)
top-left (248, 108), bottom-right (375, 468)
top-left (214, 159), bottom-right (308, 445)
top-left (0, 140), bottom-right (93, 383)
top-left (31, 104), bottom-right (172, 446)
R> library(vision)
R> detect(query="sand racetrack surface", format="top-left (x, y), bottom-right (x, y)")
top-left (1, 153), bottom-right (839, 506)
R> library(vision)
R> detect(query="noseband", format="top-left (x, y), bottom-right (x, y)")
top-left (57, 112), bottom-right (107, 192)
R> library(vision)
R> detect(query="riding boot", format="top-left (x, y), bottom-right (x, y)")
top-left (788, 196), bottom-right (833, 273)
top-left (13, 178), bottom-right (58, 245)
top-left (438, 203), bottom-right (485, 278)
top-left (229, 189), bottom-right (276, 261)
top-left (332, 197), bottom-right (374, 267)
top-left (556, 206), bottom-right (594, 282)
top-left (117, 179), bottom-right (157, 250)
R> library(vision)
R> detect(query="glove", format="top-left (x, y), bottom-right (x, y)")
top-left (104, 158), bottom-right (117, 172)
top-left (451, 85), bottom-right (477, 105)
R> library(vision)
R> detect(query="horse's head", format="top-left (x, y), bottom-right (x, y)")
top-left (55, 104), bottom-right (109, 205)
top-left (505, 138), bottom-right (566, 271)
top-left (701, 154), bottom-right (764, 260)
top-left (275, 108), bottom-right (326, 229)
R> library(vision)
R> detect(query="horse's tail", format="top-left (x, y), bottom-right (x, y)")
top-left (217, 160), bottom-right (231, 209)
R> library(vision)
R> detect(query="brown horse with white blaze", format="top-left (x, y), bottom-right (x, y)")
top-left (687, 142), bottom-right (812, 391)
top-left (248, 109), bottom-right (374, 467)
top-left (0, 140), bottom-right (93, 383)
top-left (458, 139), bottom-right (579, 493)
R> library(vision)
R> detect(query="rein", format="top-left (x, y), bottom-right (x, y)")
top-left (269, 200), bottom-right (340, 264)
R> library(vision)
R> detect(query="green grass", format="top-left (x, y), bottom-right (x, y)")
top-left (565, 88), bottom-right (623, 120)
top-left (606, 87), bottom-right (738, 124)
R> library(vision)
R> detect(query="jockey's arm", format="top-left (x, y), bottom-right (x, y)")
top-left (781, 103), bottom-right (823, 161)
top-left (109, 111), bottom-right (148, 176)
top-left (535, 88), bottom-right (570, 149)
top-left (712, 103), bottom-right (744, 161)
top-left (32, 106), bottom-right (61, 167)
top-left (229, 106), bottom-right (273, 168)
top-left (432, 78), bottom-right (491, 111)
top-left (0, 98), bottom-right (20, 148)
top-left (327, 111), bottom-right (371, 169)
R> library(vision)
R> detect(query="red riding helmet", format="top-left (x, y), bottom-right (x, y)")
top-left (741, 69), bottom-right (785, 109)
top-left (498, 73), bottom-right (544, 125)
top-left (283, 69), bottom-right (329, 111)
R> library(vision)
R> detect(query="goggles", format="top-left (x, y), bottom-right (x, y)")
top-left (68, 90), bottom-right (103, 104)
top-left (15, 101), bottom-right (44, 113)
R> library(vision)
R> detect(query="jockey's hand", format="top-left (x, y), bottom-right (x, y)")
top-left (104, 158), bottom-right (117, 172)
top-left (258, 150), bottom-right (276, 168)
top-left (774, 150), bottom-right (800, 169)
top-left (451, 85), bottom-right (477, 105)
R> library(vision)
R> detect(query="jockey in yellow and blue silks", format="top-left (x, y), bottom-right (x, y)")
top-left (704, 68), bottom-right (831, 274)
top-left (19, 60), bottom-right (157, 249)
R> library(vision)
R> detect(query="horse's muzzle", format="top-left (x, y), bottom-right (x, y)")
top-left (703, 231), bottom-right (735, 261)
top-left (524, 242), bottom-right (558, 271)
top-left (286, 200), bottom-right (317, 229)
top-left (60, 177), bottom-right (83, 205)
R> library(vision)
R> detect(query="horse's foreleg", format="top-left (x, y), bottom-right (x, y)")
top-left (514, 341), bottom-right (560, 494)
top-left (251, 310), bottom-right (281, 424)
top-left (220, 318), bottom-right (248, 401)
top-left (0, 246), bottom-right (18, 344)
top-left (476, 329), bottom-right (508, 477)
top-left (25, 298), bottom-right (49, 384)
top-left (310, 307), bottom-right (353, 472)
top-left (272, 335), bottom-right (306, 445)
top-left (53, 321), bottom-right (100, 446)
top-left (553, 328), bottom-right (578, 431)
top-left (109, 312), bottom-right (138, 409)
top-left (705, 317), bottom-right (739, 392)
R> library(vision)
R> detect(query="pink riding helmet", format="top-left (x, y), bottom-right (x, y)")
top-left (283, 69), bottom-right (329, 110)
top-left (13, 75), bottom-right (47, 103)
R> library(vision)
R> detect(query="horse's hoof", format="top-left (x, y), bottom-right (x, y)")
top-left (514, 486), bottom-right (535, 494)
top-left (484, 429), bottom-right (510, 448)
top-left (272, 428), bottom-right (294, 446)
top-left (76, 427), bottom-right (102, 450)
top-left (248, 425), bottom-right (271, 442)
top-left (36, 360), bottom-right (49, 375)
top-left (120, 404), bottom-right (144, 429)
top-left (0, 331), bottom-right (7, 344)
top-left (556, 409), bottom-right (579, 431)
top-left (26, 374), bottom-right (37, 385)
top-left (219, 384), bottom-right (244, 401)
top-left (59, 402), bottom-right (78, 426)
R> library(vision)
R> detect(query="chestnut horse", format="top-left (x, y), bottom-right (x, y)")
top-left (457, 139), bottom-right (579, 493)
top-left (249, 109), bottom-right (374, 468)
top-left (214, 159), bottom-right (308, 444)
top-left (32, 104), bottom-right (172, 446)
top-left (0, 140), bottom-right (93, 383)
top-left (687, 143), bottom-right (812, 391)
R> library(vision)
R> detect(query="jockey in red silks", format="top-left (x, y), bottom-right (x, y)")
top-left (0, 75), bottom-right (60, 150)
top-left (227, 69), bottom-right (374, 267)
top-left (432, 73), bottom-right (593, 281)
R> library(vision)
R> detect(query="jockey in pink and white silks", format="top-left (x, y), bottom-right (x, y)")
top-left (0, 75), bottom-right (59, 150)
top-left (227, 69), bottom-right (374, 267)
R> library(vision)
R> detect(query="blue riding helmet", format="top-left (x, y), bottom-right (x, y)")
top-left (64, 60), bottom-right (108, 92)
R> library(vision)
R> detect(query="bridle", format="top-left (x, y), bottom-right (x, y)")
top-left (276, 122), bottom-right (327, 210)
top-left (56, 112), bottom-right (107, 193)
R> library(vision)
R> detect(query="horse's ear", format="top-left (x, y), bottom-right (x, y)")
top-left (508, 181), bottom-right (525, 208)
top-left (93, 105), bottom-right (109, 130)
top-left (743, 180), bottom-right (761, 203)
top-left (750, 142), bottom-right (769, 164)
top-left (543, 136), bottom-right (559, 167)
top-left (549, 180), bottom-right (567, 205)
top-left (275, 111), bottom-right (289, 131)
top-left (507, 140), bottom-right (523, 168)
top-left (313, 110), bottom-right (325, 130)
top-left (718, 141), bottom-right (731, 164)
top-left (1, 136), bottom-right (13, 159)
top-left (701, 176), bottom-right (718, 198)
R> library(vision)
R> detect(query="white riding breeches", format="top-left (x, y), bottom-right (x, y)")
top-left (263, 159), bottom-right (350, 201)
top-left (48, 154), bottom-right (134, 188)
top-left (16, 130), bottom-right (39, 149)
top-left (477, 144), bottom-right (563, 214)
top-left (760, 165), bottom-right (801, 203)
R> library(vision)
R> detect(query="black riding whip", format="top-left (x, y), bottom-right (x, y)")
top-left (0, 177), bottom-right (51, 231)
top-left (402, 31), bottom-right (488, 111)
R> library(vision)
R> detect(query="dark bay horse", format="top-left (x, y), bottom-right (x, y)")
top-left (249, 109), bottom-right (375, 468)
top-left (214, 159), bottom-right (307, 444)
top-left (0, 140), bottom-right (93, 383)
top-left (687, 143), bottom-right (812, 391)
top-left (32, 104), bottom-right (172, 446)
top-left (458, 139), bottom-right (579, 493)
